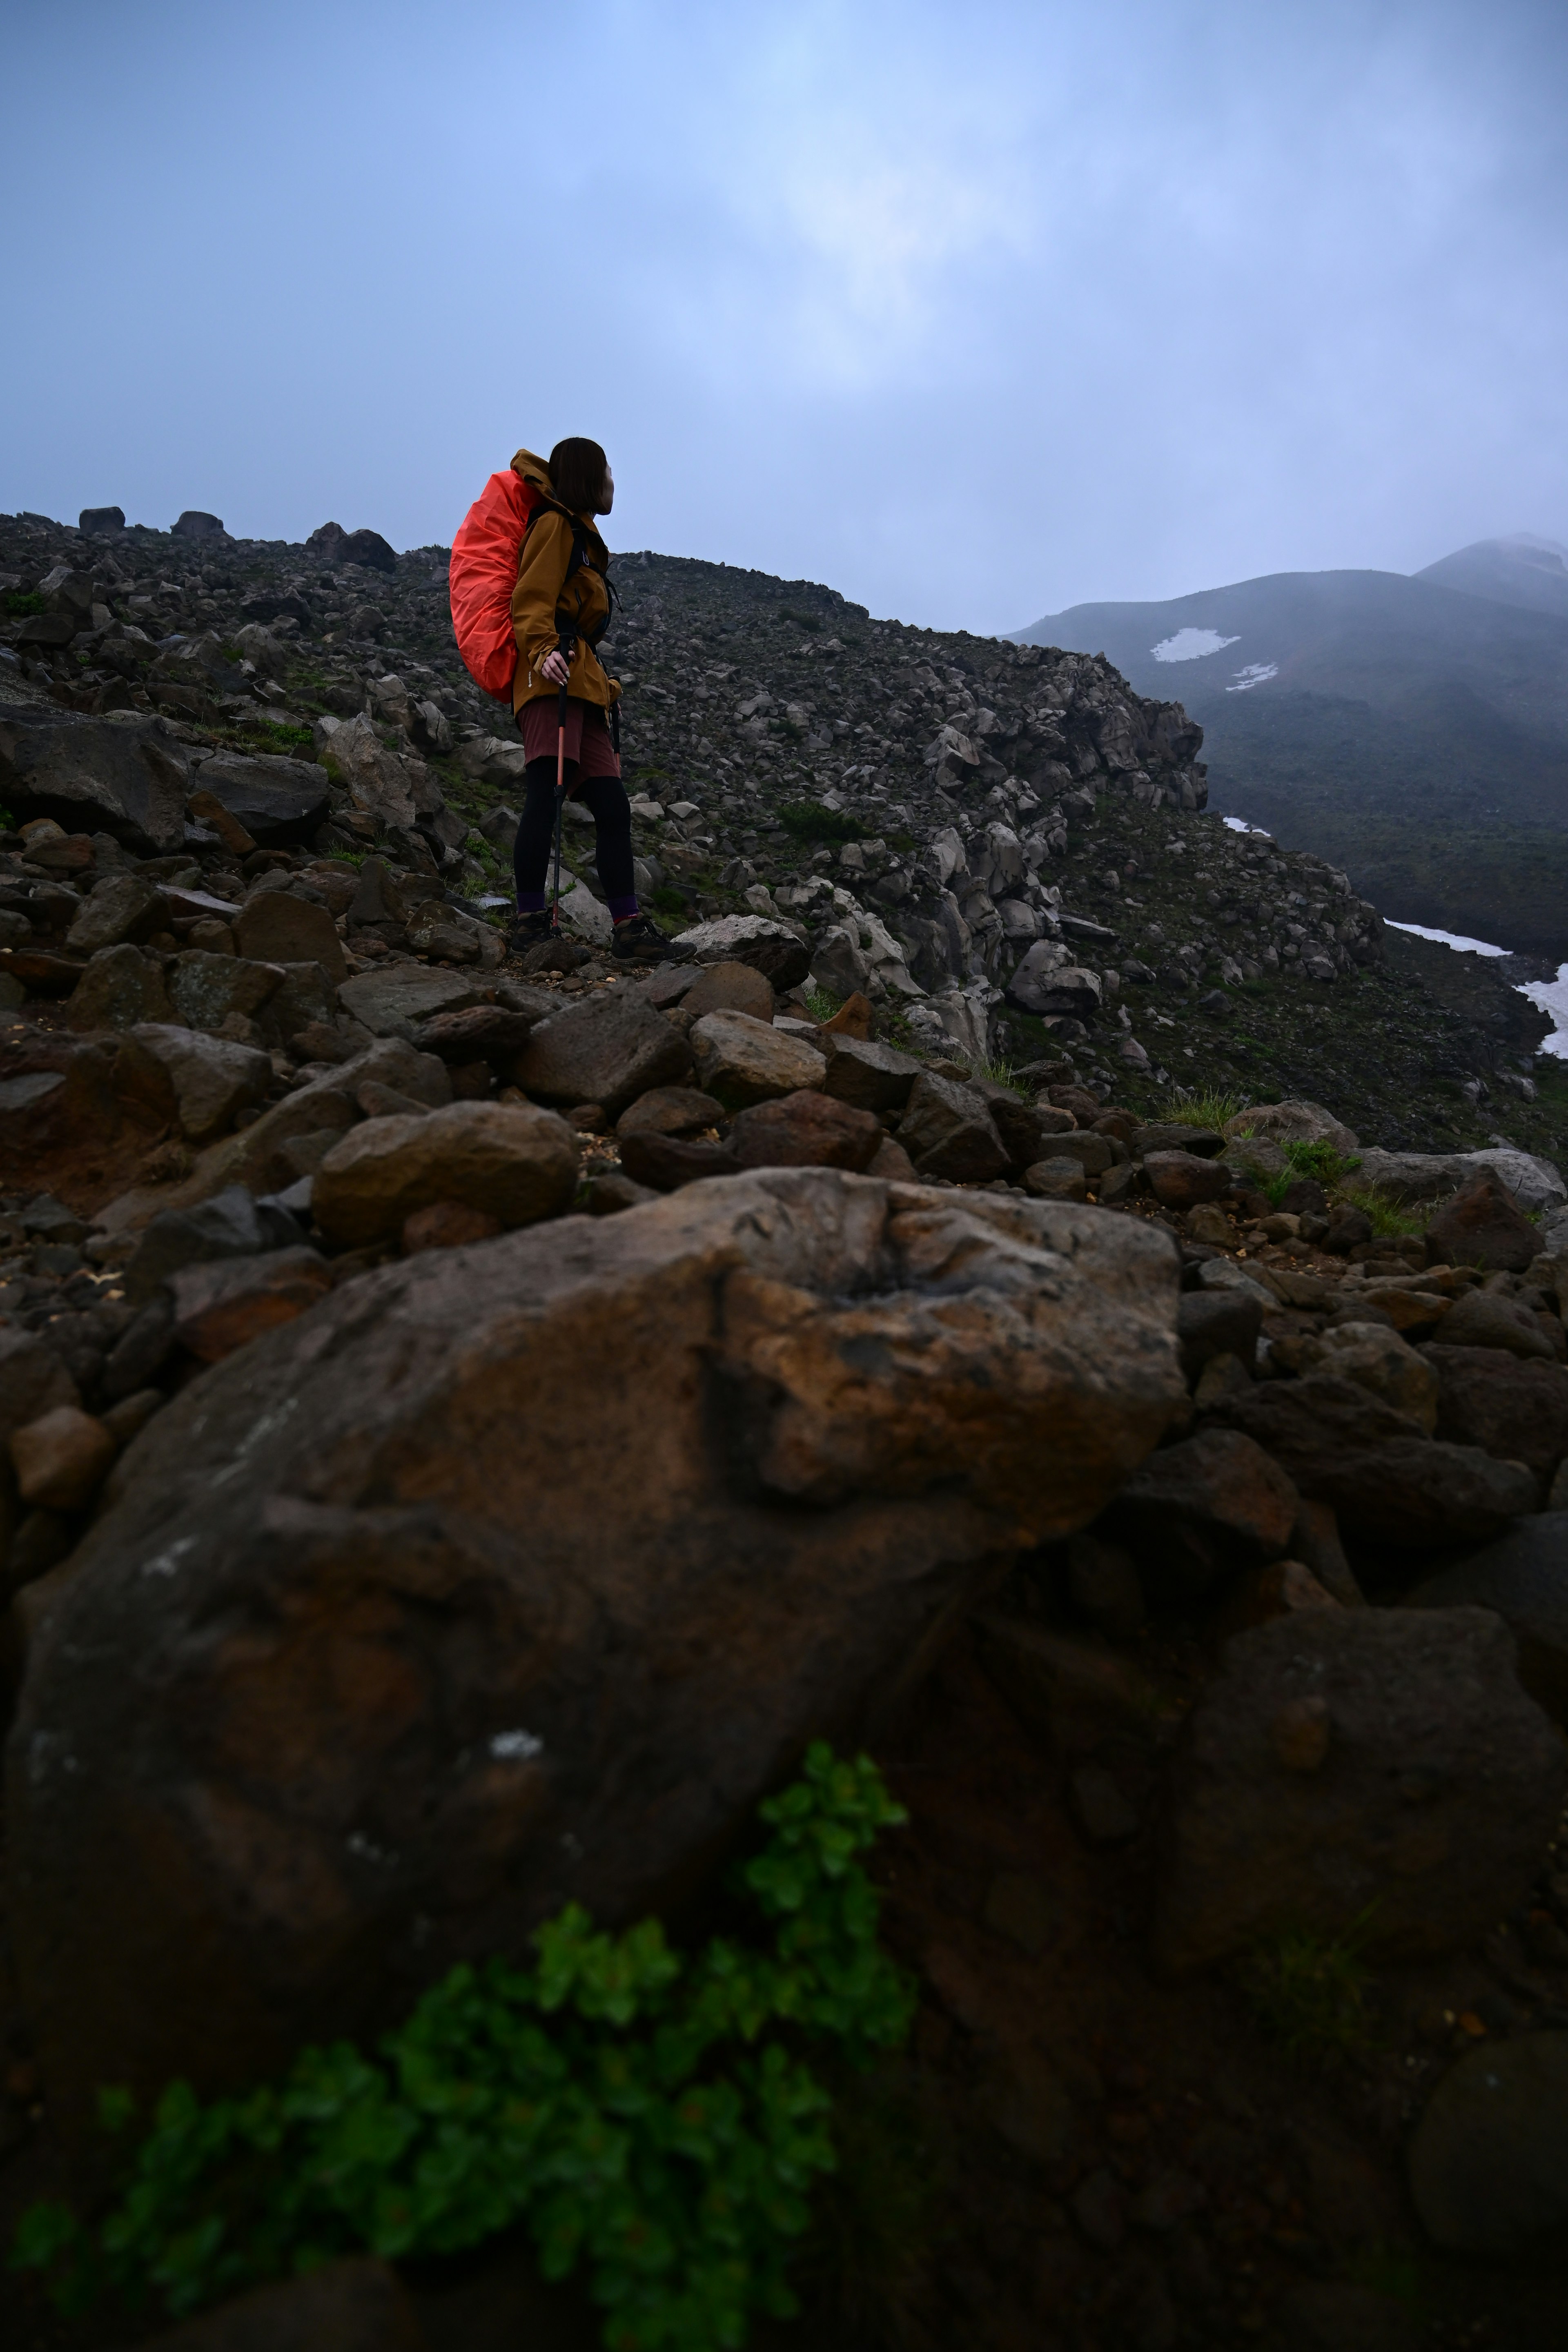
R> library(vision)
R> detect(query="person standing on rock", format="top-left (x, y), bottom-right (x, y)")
top-left (508, 438), bottom-right (666, 964)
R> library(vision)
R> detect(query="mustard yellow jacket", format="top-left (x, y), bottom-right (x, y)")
top-left (509, 448), bottom-right (620, 718)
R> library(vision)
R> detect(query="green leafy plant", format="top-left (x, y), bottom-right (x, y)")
top-left (778, 801), bottom-right (863, 848)
top-left (4, 589), bottom-right (45, 617)
top-left (649, 885), bottom-right (691, 919)
top-left (1238, 1919), bottom-right (1373, 2060)
top-left (13, 1747), bottom-right (912, 2352)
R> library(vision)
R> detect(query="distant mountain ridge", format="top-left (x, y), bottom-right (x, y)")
top-left (1011, 539), bottom-right (1568, 959)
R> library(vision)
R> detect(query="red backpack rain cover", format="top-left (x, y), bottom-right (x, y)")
top-left (449, 470), bottom-right (546, 701)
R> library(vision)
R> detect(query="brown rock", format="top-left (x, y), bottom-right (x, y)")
top-left (820, 989), bottom-right (874, 1039)
top-left (1133, 1122), bottom-right (1223, 1158)
top-left (679, 959), bottom-right (775, 1022)
top-left (975, 1615), bottom-right (1161, 1758)
top-left (186, 788), bottom-right (258, 859)
top-left (169, 1247), bottom-right (335, 1362)
top-left (410, 1006), bottom-right (537, 1068)
top-left (1156, 1608), bottom-right (1566, 1969)
top-left (0, 1331), bottom-right (80, 1440)
top-left (1425, 1169), bottom-right (1540, 1274)
top-left (313, 1102), bottom-right (580, 1247)
top-left (1212, 1559), bottom-right (1341, 1641)
top-left (1210, 1374), bottom-right (1537, 1547)
top-left (688, 1009), bottom-right (826, 1108)
top-left (1143, 1149), bottom-right (1232, 1209)
top-left (1047, 1085), bottom-right (1102, 1122)
top-left (8, 1173), bottom-right (1184, 2127)
top-left (1271, 1693), bottom-right (1333, 1771)
top-left (730, 1089), bottom-right (883, 1172)
top-left (867, 1133), bottom-right (915, 1180)
top-left (11, 1406), bottom-right (116, 1510)
top-left (617, 1130), bottom-right (743, 1190)
top-left (402, 1201), bottom-right (505, 1254)
top-left (1023, 1158), bottom-right (1087, 1201)
top-left (1288, 1322), bottom-right (1441, 1432)
top-left (1177, 1288), bottom-right (1262, 1381)
top-left (615, 1085), bottom-right (726, 1138)
top-left (233, 893), bottom-right (347, 983)
top-left (1107, 1427), bottom-right (1300, 1593)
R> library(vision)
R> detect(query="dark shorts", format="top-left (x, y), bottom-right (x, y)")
top-left (519, 695), bottom-right (621, 779)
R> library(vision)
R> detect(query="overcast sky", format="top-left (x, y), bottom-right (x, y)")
top-left (4, 0), bottom-right (1565, 634)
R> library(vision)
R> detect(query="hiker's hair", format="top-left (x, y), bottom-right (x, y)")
top-left (549, 437), bottom-right (610, 515)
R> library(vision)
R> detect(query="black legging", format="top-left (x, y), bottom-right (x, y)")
top-left (512, 758), bottom-right (636, 905)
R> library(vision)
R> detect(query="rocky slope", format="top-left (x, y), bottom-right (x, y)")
top-left (0, 502), bottom-right (1566, 2352)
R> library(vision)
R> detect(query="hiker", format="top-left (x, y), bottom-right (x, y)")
top-left (506, 437), bottom-right (667, 963)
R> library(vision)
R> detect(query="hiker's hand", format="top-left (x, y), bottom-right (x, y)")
top-left (539, 648), bottom-right (570, 687)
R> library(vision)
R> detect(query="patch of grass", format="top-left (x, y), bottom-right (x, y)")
top-left (1238, 1920), bottom-right (1373, 2061)
top-left (974, 1056), bottom-right (1022, 1092)
top-left (804, 986), bottom-right (842, 1025)
top-left (649, 885), bottom-right (692, 919)
top-left (779, 800), bottom-right (864, 848)
top-left (5, 589), bottom-right (47, 618)
top-left (1159, 1085), bottom-right (1246, 1131)
top-left (1343, 1184), bottom-right (1426, 1239)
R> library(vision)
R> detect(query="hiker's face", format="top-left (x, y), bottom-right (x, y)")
top-left (599, 466), bottom-right (615, 517)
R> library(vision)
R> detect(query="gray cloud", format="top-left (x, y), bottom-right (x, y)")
top-left (2, 0), bottom-right (1564, 633)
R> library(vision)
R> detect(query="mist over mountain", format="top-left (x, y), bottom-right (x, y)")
top-left (1012, 544), bottom-right (1568, 959)
top-left (1415, 532), bottom-right (1568, 621)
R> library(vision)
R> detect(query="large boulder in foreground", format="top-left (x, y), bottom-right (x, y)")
top-left (7, 1174), bottom-right (1183, 2125)
top-left (1155, 1608), bottom-right (1566, 1971)
top-left (0, 707), bottom-right (189, 852)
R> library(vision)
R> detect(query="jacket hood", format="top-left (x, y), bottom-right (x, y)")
top-left (511, 448), bottom-right (553, 493)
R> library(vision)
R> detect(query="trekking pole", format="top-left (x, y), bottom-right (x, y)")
top-left (548, 632), bottom-right (575, 933)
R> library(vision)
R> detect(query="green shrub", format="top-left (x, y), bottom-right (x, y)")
top-left (804, 987), bottom-right (842, 1025)
top-left (649, 885), bottom-right (690, 919)
top-left (778, 801), bottom-right (863, 848)
top-left (4, 589), bottom-right (45, 617)
top-left (12, 1747), bottom-right (913, 2352)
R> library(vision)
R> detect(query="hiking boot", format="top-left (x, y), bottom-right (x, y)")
top-left (507, 909), bottom-right (555, 956)
top-left (612, 913), bottom-right (686, 965)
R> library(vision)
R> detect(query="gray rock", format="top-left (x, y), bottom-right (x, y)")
top-left (1433, 1287), bottom-right (1557, 1359)
top-left (345, 858), bottom-right (407, 930)
top-left (1006, 948), bottom-right (1102, 1020)
top-left (1352, 1145), bottom-right (1566, 1217)
top-left (0, 709), bottom-right (188, 852)
top-left (1406, 2031), bottom-right (1568, 2257)
top-left (514, 990), bottom-right (694, 1118)
top-left (262, 962), bottom-right (343, 1047)
top-left (339, 963), bottom-right (486, 1035)
top-left (64, 943), bottom-right (175, 1031)
top-left (169, 952), bottom-right (287, 1036)
top-left (6, 1172), bottom-right (1185, 2121)
top-left (122, 1184), bottom-right (290, 1305)
top-left (455, 735), bottom-right (530, 788)
top-left (1022, 1157), bottom-right (1087, 1200)
top-left (194, 755), bottom-right (330, 849)
top-left (0, 1327), bottom-right (79, 1440)
top-left (897, 1071), bottom-right (1009, 1183)
top-left (810, 925), bottom-right (872, 1000)
top-left (172, 510), bottom-right (226, 540)
top-left (65, 872), bottom-right (169, 956)
top-left (1211, 1373), bottom-right (1539, 1547)
top-left (1156, 1608), bottom-right (1567, 1969)
top-left (78, 507), bottom-right (125, 536)
top-left (1405, 1516), bottom-right (1568, 1724)
top-left (118, 1023), bottom-right (274, 1144)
